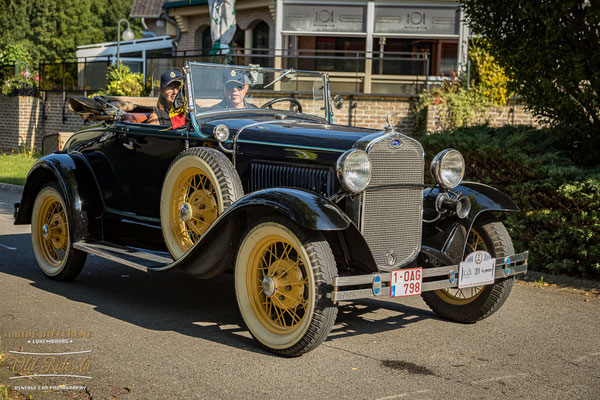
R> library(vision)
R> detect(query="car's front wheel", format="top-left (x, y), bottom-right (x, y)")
top-left (161, 147), bottom-right (243, 259)
top-left (31, 183), bottom-right (87, 280)
top-left (235, 216), bottom-right (338, 356)
top-left (421, 214), bottom-right (515, 323)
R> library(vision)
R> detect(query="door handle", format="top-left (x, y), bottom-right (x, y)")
top-left (123, 140), bottom-right (134, 150)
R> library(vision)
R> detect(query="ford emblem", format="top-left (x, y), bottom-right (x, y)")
top-left (391, 138), bottom-right (403, 149)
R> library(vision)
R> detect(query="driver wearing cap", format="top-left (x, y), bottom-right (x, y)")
top-left (148, 69), bottom-right (183, 125)
top-left (210, 69), bottom-right (257, 111)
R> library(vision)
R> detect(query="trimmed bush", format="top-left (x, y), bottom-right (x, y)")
top-left (419, 125), bottom-right (600, 279)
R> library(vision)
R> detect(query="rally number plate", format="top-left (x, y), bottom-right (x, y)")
top-left (458, 250), bottom-right (496, 288)
top-left (390, 267), bottom-right (423, 298)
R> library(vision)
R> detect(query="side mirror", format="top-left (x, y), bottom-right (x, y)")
top-left (333, 95), bottom-right (344, 110)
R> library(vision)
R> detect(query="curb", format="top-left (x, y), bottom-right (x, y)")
top-left (517, 270), bottom-right (600, 292)
top-left (0, 182), bottom-right (23, 195)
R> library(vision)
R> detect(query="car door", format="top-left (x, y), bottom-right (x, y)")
top-left (109, 121), bottom-right (188, 219)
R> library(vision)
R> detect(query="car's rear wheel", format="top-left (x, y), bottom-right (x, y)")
top-left (235, 216), bottom-right (338, 356)
top-left (161, 147), bottom-right (243, 259)
top-left (31, 183), bottom-right (86, 280)
top-left (421, 214), bottom-right (515, 323)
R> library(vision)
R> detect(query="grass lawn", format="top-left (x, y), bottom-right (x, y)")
top-left (0, 152), bottom-right (39, 186)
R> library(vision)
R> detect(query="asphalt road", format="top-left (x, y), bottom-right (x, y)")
top-left (0, 188), bottom-right (598, 400)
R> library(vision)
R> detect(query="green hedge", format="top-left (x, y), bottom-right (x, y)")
top-left (419, 125), bottom-right (600, 279)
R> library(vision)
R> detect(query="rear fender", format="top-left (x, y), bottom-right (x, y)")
top-left (173, 188), bottom-right (353, 277)
top-left (14, 153), bottom-right (103, 241)
top-left (422, 181), bottom-right (519, 264)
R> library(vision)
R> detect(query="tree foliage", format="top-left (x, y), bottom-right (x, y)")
top-left (461, 0), bottom-right (600, 163)
top-left (0, 0), bottom-right (140, 61)
top-left (420, 125), bottom-right (600, 278)
top-left (468, 40), bottom-right (511, 106)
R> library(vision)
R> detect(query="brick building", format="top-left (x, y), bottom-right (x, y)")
top-left (131, 0), bottom-right (469, 96)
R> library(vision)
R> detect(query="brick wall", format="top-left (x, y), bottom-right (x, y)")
top-left (0, 93), bottom-right (87, 152)
top-left (0, 92), bottom-right (541, 153)
top-left (425, 103), bottom-right (543, 133)
top-left (247, 94), bottom-right (417, 133)
top-left (177, 9), bottom-right (275, 52)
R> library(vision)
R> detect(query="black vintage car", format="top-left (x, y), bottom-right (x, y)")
top-left (14, 62), bottom-right (528, 356)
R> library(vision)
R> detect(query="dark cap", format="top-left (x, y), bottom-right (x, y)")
top-left (160, 69), bottom-right (183, 88)
top-left (222, 68), bottom-right (248, 85)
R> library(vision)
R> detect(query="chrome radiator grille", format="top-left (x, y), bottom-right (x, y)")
top-left (250, 162), bottom-right (334, 197)
top-left (361, 133), bottom-right (424, 270)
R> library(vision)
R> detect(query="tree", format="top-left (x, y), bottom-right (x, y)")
top-left (461, 0), bottom-right (600, 161)
top-left (0, 0), bottom-right (140, 61)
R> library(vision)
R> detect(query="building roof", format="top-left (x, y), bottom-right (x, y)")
top-left (76, 36), bottom-right (173, 59)
top-left (130, 0), bottom-right (163, 18)
top-left (163, 0), bottom-right (208, 8)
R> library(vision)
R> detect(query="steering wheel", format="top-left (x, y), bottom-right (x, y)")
top-left (260, 97), bottom-right (302, 113)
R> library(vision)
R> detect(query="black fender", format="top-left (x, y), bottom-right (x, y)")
top-left (14, 152), bottom-right (103, 241)
top-left (421, 181), bottom-right (519, 265)
top-left (171, 188), bottom-right (354, 277)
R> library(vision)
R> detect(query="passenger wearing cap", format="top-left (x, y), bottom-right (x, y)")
top-left (148, 69), bottom-right (183, 125)
top-left (210, 69), bottom-right (257, 110)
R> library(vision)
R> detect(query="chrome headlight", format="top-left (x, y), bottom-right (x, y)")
top-left (431, 149), bottom-right (465, 189)
top-left (337, 150), bottom-right (371, 193)
top-left (213, 124), bottom-right (229, 142)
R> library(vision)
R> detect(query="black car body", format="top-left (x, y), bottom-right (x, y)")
top-left (14, 63), bottom-right (528, 356)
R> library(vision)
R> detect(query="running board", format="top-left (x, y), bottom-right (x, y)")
top-left (73, 240), bottom-right (173, 272)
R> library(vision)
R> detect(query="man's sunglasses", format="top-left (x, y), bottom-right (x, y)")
top-left (225, 82), bottom-right (244, 91)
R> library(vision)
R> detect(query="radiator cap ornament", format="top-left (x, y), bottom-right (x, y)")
top-left (385, 113), bottom-right (396, 131)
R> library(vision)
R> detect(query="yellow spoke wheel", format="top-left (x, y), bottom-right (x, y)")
top-left (31, 184), bottom-right (86, 280)
top-left (169, 167), bottom-right (219, 254)
top-left (421, 214), bottom-right (515, 323)
top-left (235, 217), bottom-right (338, 356)
top-left (247, 236), bottom-right (310, 334)
top-left (161, 148), bottom-right (243, 260)
top-left (38, 198), bottom-right (69, 266)
top-left (435, 229), bottom-right (487, 305)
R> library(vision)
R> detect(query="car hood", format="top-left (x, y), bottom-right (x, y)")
top-left (203, 117), bottom-right (382, 152)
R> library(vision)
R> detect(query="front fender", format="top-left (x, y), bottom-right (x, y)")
top-left (226, 188), bottom-right (352, 231)
top-left (170, 188), bottom-right (352, 277)
top-left (14, 153), bottom-right (103, 241)
top-left (422, 181), bottom-right (519, 264)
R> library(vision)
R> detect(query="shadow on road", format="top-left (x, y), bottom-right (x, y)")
top-left (0, 233), bottom-right (437, 355)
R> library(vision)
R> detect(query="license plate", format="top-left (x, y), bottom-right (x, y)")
top-left (390, 267), bottom-right (423, 297)
top-left (458, 250), bottom-right (496, 288)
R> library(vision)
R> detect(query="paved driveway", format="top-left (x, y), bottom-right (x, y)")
top-left (0, 188), bottom-right (598, 399)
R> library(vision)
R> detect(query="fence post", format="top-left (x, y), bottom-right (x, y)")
top-left (364, 1), bottom-right (375, 94)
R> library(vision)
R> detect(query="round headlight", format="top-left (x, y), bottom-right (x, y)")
top-left (337, 150), bottom-right (371, 193)
top-left (431, 149), bottom-right (465, 189)
top-left (213, 124), bottom-right (229, 142)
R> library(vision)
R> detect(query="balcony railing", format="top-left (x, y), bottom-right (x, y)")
top-left (147, 48), bottom-right (436, 97)
top-left (36, 48), bottom-right (453, 97)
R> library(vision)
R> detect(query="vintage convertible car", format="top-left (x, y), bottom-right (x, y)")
top-left (14, 62), bottom-right (528, 356)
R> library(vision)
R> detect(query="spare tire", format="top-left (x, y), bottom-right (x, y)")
top-left (160, 147), bottom-right (243, 259)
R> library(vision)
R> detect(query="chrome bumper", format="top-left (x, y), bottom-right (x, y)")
top-left (332, 251), bottom-right (528, 302)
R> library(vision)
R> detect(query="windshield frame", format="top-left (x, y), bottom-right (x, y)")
top-left (184, 62), bottom-right (332, 125)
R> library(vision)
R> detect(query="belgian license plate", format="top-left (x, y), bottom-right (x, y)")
top-left (390, 267), bottom-right (423, 298)
top-left (458, 250), bottom-right (496, 288)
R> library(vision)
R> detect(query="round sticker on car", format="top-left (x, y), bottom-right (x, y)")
top-left (459, 250), bottom-right (495, 288)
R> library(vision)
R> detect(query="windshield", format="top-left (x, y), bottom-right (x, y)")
top-left (187, 62), bottom-right (330, 120)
